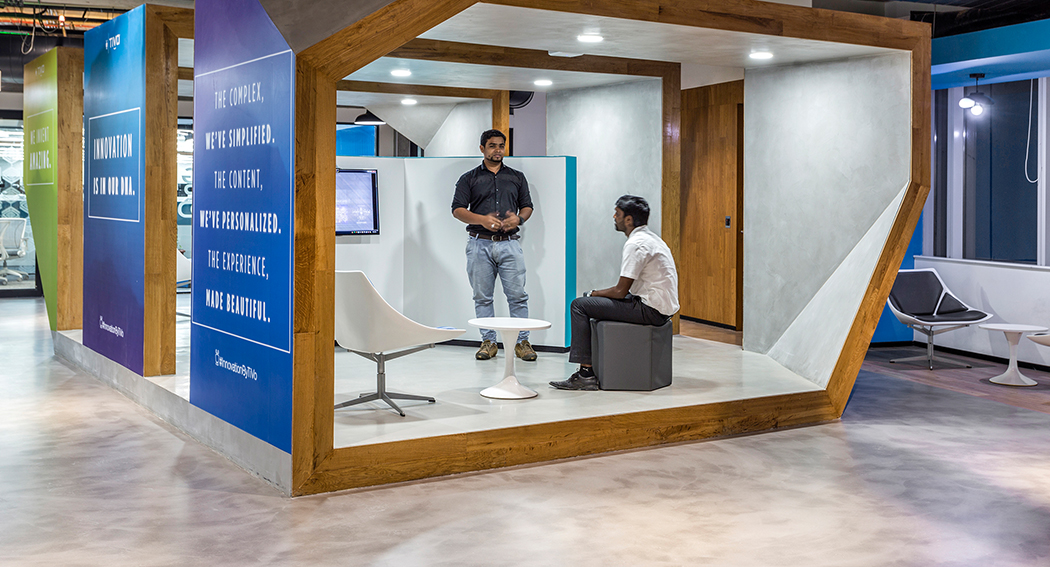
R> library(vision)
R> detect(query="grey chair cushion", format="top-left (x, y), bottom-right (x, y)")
top-left (889, 271), bottom-right (943, 316)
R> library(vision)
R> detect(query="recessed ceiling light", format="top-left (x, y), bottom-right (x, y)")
top-left (534, 79), bottom-right (553, 87)
top-left (390, 69), bottom-right (411, 77)
top-left (577, 34), bottom-right (603, 43)
top-left (401, 98), bottom-right (418, 105)
top-left (749, 51), bottom-right (773, 60)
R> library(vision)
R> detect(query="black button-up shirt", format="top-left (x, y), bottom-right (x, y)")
top-left (451, 163), bottom-right (533, 236)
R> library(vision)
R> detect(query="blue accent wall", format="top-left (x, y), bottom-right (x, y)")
top-left (932, 17), bottom-right (1050, 90)
top-left (564, 156), bottom-right (577, 348)
top-left (336, 124), bottom-right (377, 156)
top-left (871, 213), bottom-right (924, 343)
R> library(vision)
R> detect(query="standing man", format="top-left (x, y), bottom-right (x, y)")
top-left (551, 195), bottom-right (678, 390)
top-left (452, 129), bottom-right (537, 361)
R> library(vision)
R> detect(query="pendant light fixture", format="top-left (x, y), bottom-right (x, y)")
top-left (354, 110), bottom-right (385, 125)
top-left (959, 73), bottom-right (994, 116)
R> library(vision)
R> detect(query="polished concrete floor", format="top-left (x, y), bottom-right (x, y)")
top-left (5, 296), bottom-right (1050, 565)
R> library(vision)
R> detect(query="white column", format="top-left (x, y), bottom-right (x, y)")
top-left (946, 87), bottom-right (966, 259)
top-left (1039, 77), bottom-right (1049, 265)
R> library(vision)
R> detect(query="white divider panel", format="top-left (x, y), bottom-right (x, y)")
top-left (335, 156), bottom-right (574, 348)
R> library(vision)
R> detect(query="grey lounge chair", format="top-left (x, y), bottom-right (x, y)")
top-left (886, 268), bottom-right (992, 370)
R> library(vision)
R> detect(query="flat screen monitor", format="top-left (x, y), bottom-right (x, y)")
top-left (335, 169), bottom-right (380, 235)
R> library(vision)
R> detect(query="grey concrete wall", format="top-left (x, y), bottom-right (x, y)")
top-left (743, 53), bottom-right (912, 363)
top-left (426, 100), bottom-right (492, 158)
top-left (546, 79), bottom-right (662, 294)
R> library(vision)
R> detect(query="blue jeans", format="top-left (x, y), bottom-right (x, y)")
top-left (466, 237), bottom-right (529, 343)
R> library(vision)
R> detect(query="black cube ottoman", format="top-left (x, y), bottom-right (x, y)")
top-left (589, 319), bottom-right (672, 391)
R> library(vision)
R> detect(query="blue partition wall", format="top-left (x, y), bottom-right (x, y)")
top-left (82, 7), bottom-right (147, 373)
top-left (190, 0), bottom-right (295, 452)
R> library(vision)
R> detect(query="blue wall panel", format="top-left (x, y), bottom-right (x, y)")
top-left (83, 7), bottom-right (146, 374)
top-left (871, 213), bottom-right (924, 343)
top-left (190, 0), bottom-right (295, 452)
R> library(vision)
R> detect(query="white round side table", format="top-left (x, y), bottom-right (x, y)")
top-left (468, 317), bottom-right (552, 399)
top-left (979, 323), bottom-right (1048, 387)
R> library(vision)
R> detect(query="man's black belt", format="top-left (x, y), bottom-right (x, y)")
top-left (469, 232), bottom-right (519, 241)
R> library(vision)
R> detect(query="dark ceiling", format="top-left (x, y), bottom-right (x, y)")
top-left (881, 0), bottom-right (1050, 37)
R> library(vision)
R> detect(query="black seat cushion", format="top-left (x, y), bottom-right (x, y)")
top-left (914, 309), bottom-right (988, 323)
top-left (889, 271), bottom-right (943, 316)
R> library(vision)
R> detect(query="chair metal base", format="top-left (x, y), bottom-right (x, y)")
top-left (335, 344), bottom-right (436, 417)
top-left (889, 328), bottom-right (972, 370)
top-left (0, 267), bottom-right (28, 285)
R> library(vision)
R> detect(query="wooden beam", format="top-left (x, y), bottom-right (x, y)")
top-left (491, 90), bottom-right (510, 140)
top-left (826, 28), bottom-right (932, 413)
top-left (178, 66), bottom-right (192, 81)
top-left (55, 47), bottom-right (83, 331)
top-left (147, 4), bottom-right (194, 39)
top-left (336, 79), bottom-right (500, 100)
top-left (293, 0), bottom-right (476, 496)
top-left (483, 0), bottom-right (928, 51)
top-left (294, 390), bottom-right (840, 494)
top-left (390, 38), bottom-right (677, 77)
top-left (299, 0), bottom-right (476, 80)
top-left (140, 5), bottom-right (181, 376)
top-left (292, 57), bottom-right (338, 493)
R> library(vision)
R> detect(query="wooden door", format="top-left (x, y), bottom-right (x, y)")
top-left (680, 81), bottom-right (744, 329)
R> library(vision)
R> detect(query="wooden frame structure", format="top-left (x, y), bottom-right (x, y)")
top-left (141, 5), bottom-right (192, 376)
top-left (291, 0), bottom-right (930, 495)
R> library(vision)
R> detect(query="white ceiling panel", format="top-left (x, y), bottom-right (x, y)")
top-left (418, 4), bottom-right (898, 67)
top-left (345, 57), bottom-right (650, 92)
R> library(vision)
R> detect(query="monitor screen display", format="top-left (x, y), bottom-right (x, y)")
top-left (335, 169), bottom-right (380, 235)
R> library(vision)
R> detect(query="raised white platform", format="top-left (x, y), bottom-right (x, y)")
top-left (54, 295), bottom-right (825, 484)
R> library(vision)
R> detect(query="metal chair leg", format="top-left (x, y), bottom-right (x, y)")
top-left (335, 348), bottom-right (436, 416)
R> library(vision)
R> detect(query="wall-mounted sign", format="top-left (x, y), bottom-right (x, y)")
top-left (82, 7), bottom-right (145, 373)
top-left (190, 0), bottom-right (295, 453)
top-left (23, 48), bottom-right (59, 330)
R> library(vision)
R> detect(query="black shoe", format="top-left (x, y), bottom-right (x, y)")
top-left (549, 369), bottom-right (599, 391)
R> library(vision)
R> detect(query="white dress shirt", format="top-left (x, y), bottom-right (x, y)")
top-left (620, 225), bottom-right (679, 317)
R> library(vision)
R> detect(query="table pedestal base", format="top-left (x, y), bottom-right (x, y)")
top-left (989, 330), bottom-right (1038, 387)
top-left (480, 329), bottom-right (538, 399)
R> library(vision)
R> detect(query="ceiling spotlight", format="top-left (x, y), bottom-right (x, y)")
top-left (577, 34), bottom-right (603, 43)
top-left (401, 98), bottom-right (418, 105)
top-left (959, 73), bottom-right (993, 115)
top-left (534, 79), bottom-right (553, 87)
top-left (749, 51), bottom-right (773, 60)
top-left (390, 69), bottom-right (412, 77)
top-left (354, 110), bottom-right (385, 125)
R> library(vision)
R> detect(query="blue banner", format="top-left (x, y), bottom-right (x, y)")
top-left (190, 0), bottom-right (295, 453)
top-left (82, 7), bottom-right (145, 374)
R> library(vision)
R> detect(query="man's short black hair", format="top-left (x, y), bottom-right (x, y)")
top-left (480, 129), bottom-right (507, 146)
top-left (615, 195), bottom-right (650, 226)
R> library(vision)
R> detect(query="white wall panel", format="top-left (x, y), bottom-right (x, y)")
top-left (743, 53), bottom-right (912, 357)
top-left (915, 256), bottom-right (1050, 366)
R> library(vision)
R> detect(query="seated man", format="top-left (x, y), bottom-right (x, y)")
top-left (550, 195), bottom-right (679, 391)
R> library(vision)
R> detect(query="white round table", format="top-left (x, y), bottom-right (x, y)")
top-left (468, 317), bottom-right (551, 399)
top-left (979, 323), bottom-right (1048, 387)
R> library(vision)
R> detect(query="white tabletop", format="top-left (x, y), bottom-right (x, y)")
top-left (979, 324), bottom-right (1049, 333)
top-left (469, 317), bottom-right (551, 332)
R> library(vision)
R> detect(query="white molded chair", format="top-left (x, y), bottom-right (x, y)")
top-left (0, 217), bottom-right (28, 285)
top-left (335, 270), bottom-right (465, 416)
top-left (886, 268), bottom-right (992, 370)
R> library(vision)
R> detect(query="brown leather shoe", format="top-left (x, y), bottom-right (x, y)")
top-left (476, 340), bottom-right (497, 360)
top-left (514, 340), bottom-right (537, 361)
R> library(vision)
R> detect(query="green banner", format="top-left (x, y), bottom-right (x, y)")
top-left (23, 49), bottom-right (59, 331)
